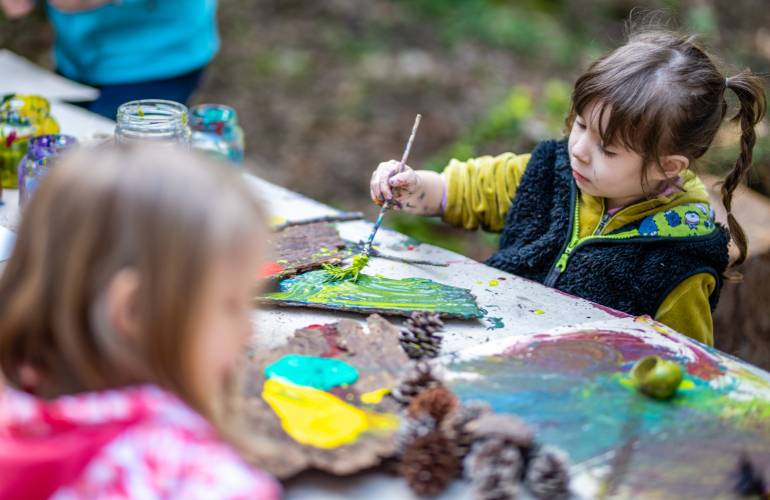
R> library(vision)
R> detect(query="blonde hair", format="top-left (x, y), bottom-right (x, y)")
top-left (0, 144), bottom-right (266, 427)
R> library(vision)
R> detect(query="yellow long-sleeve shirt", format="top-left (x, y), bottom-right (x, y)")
top-left (441, 152), bottom-right (717, 345)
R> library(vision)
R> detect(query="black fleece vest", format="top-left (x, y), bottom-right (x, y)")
top-left (485, 139), bottom-right (730, 316)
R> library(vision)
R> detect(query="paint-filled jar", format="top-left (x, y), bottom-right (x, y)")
top-left (18, 134), bottom-right (78, 207)
top-left (114, 99), bottom-right (191, 146)
top-left (190, 104), bottom-right (244, 164)
top-left (0, 94), bottom-right (60, 191)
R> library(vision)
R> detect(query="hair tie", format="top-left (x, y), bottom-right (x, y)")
top-left (725, 77), bottom-right (731, 88)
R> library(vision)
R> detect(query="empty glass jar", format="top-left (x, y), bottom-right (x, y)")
top-left (114, 99), bottom-right (191, 146)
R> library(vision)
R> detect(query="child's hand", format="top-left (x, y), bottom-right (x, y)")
top-left (370, 160), bottom-right (445, 216)
top-left (1, 0), bottom-right (34, 18)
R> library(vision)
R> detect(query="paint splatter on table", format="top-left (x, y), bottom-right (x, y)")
top-left (446, 316), bottom-right (770, 498)
top-left (260, 269), bottom-right (483, 319)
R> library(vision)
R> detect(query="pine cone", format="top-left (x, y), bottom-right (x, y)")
top-left (464, 436), bottom-right (525, 500)
top-left (395, 412), bottom-right (437, 456)
top-left (400, 312), bottom-right (445, 359)
top-left (408, 385), bottom-right (459, 424)
top-left (392, 360), bottom-right (442, 405)
top-left (525, 446), bottom-right (570, 500)
top-left (399, 428), bottom-right (461, 496)
top-left (441, 401), bottom-right (492, 461)
top-left (465, 413), bottom-right (534, 449)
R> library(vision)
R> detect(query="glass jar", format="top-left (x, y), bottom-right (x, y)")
top-left (0, 94), bottom-right (60, 191)
top-left (18, 134), bottom-right (78, 207)
top-left (114, 99), bottom-right (191, 146)
top-left (190, 104), bottom-right (244, 164)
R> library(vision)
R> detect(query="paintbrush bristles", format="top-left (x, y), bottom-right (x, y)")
top-left (322, 254), bottom-right (369, 282)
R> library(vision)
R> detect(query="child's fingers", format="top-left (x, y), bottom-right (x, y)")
top-left (371, 160), bottom-right (404, 203)
top-left (370, 171), bottom-right (383, 204)
top-left (378, 175), bottom-right (392, 201)
top-left (388, 171), bottom-right (414, 189)
top-left (378, 165), bottom-right (398, 200)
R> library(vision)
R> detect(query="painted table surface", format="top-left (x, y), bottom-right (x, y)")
top-left (3, 53), bottom-right (770, 499)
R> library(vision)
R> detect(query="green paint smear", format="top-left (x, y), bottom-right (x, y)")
top-left (265, 354), bottom-right (359, 391)
top-left (264, 269), bottom-right (483, 319)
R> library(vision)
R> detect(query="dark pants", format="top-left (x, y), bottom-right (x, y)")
top-left (76, 68), bottom-right (206, 119)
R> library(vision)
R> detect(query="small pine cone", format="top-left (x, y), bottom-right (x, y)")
top-left (465, 413), bottom-right (534, 450)
top-left (395, 412), bottom-right (437, 456)
top-left (524, 446), bottom-right (570, 500)
top-left (464, 436), bottom-right (525, 500)
top-left (408, 385), bottom-right (459, 424)
top-left (391, 360), bottom-right (443, 405)
top-left (400, 312), bottom-right (445, 359)
top-left (441, 401), bottom-right (492, 460)
top-left (405, 311), bottom-right (445, 334)
top-left (399, 428), bottom-right (461, 496)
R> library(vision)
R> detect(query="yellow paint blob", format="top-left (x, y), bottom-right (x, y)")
top-left (360, 387), bottom-right (390, 404)
top-left (534, 309), bottom-right (545, 315)
top-left (270, 215), bottom-right (287, 227)
top-left (488, 279), bottom-right (499, 287)
top-left (262, 378), bottom-right (398, 449)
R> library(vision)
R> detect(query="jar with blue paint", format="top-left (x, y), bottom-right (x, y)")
top-left (189, 104), bottom-right (244, 165)
top-left (18, 134), bottom-right (78, 207)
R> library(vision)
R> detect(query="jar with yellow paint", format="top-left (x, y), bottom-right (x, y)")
top-left (0, 95), bottom-right (60, 191)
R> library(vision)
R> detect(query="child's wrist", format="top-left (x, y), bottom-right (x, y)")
top-left (439, 177), bottom-right (447, 214)
top-left (415, 171), bottom-right (445, 216)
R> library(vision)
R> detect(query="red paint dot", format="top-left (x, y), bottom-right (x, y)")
top-left (260, 261), bottom-right (284, 277)
top-left (406, 245), bottom-right (415, 251)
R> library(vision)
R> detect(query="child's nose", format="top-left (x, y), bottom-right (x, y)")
top-left (572, 135), bottom-right (591, 165)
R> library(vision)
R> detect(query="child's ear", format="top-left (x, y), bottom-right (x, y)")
top-left (659, 154), bottom-right (690, 179)
top-left (105, 269), bottom-right (142, 340)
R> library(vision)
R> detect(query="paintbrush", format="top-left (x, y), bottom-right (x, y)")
top-left (324, 114), bottom-right (422, 281)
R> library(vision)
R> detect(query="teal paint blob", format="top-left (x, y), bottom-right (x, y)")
top-left (265, 354), bottom-right (359, 390)
top-left (486, 317), bottom-right (505, 330)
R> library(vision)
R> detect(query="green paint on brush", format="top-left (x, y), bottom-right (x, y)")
top-left (265, 354), bottom-right (359, 390)
top-left (322, 254), bottom-right (369, 282)
top-left (264, 269), bottom-right (483, 319)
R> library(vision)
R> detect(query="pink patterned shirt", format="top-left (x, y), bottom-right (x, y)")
top-left (0, 384), bottom-right (281, 500)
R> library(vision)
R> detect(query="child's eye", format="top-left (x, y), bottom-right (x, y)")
top-left (575, 120), bottom-right (586, 130)
top-left (599, 145), bottom-right (616, 157)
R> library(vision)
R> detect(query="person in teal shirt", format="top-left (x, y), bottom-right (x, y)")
top-left (2, 0), bottom-right (219, 118)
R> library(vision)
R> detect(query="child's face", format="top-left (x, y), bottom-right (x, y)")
top-left (189, 238), bottom-right (264, 400)
top-left (568, 101), bottom-right (662, 208)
